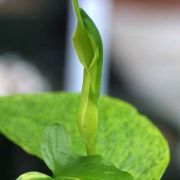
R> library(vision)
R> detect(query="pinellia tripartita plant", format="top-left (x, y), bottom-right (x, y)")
top-left (0, 0), bottom-right (169, 179)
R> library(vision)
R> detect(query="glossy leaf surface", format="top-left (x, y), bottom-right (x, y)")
top-left (57, 155), bottom-right (133, 180)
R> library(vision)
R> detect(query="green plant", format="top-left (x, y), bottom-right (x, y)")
top-left (72, 0), bottom-right (103, 155)
top-left (0, 0), bottom-right (169, 179)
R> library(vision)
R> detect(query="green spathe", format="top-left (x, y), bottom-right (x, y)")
top-left (0, 93), bottom-right (170, 179)
top-left (72, 0), bottom-right (103, 155)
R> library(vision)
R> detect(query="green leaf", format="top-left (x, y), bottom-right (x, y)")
top-left (58, 155), bottom-right (133, 180)
top-left (72, 0), bottom-right (103, 154)
top-left (41, 124), bottom-right (77, 176)
top-left (42, 124), bottom-right (133, 180)
top-left (0, 93), bottom-right (169, 179)
top-left (16, 172), bottom-right (53, 180)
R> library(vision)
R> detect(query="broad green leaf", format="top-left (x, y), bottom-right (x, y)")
top-left (72, 0), bottom-right (103, 154)
top-left (58, 155), bottom-right (133, 180)
top-left (41, 124), bottom-right (133, 180)
top-left (41, 124), bottom-right (77, 176)
top-left (0, 93), bottom-right (169, 179)
top-left (16, 172), bottom-right (52, 180)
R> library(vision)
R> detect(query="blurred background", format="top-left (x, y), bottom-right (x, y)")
top-left (0, 0), bottom-right (179, 179)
